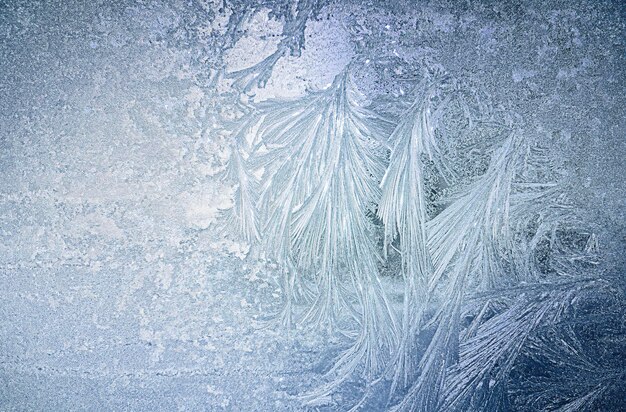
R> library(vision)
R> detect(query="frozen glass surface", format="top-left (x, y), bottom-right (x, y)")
top-left (1, 1), bottom-right (624, 410)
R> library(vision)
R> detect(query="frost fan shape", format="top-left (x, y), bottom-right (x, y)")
top-left (219, 70), bottom-right (623, 411)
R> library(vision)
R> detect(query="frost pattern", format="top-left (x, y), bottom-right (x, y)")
top-left (2, 0), bottom-right (624, 410)
top-left (221, 58), bottom-right (623, 409)
top-left (243, 71), bottom-right (399, 390)
top-left (220, 61), bottom-right (624, 410)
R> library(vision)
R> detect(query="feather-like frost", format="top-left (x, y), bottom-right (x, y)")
top-left (377, 84), bottom-right (439, 393)
top-left (238, 71), bottom-right (399, 401)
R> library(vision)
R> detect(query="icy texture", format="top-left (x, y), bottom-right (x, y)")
top-left (1, 0), bottom-right (624, 411)
top-left (247, 71), bottom-right (399, 394)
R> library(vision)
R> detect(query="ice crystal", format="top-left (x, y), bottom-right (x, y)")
top-left (2, 1), bottom-right (624, 410)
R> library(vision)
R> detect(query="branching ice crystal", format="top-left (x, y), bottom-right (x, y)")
top-left (220, 61), bottom-right (622, 410)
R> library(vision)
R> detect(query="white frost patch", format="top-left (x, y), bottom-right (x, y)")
top-left (556, 66), bottom-right (580, 80)
top-left (185, 85), bottom-right (205, 119)
top-left (222, 9), bottom-right (283, 73)
top-left (182, 190), bottom-right (232, 230)
top-left (512, 68), bottom-right (537, 83)
top-left (69, 212), bottom-right (125, 239)
top-left (210, 239), bottom-right (250, 260)
top-left (156, 263), bottom-right (174, 290)
top-left (254, 9), bottom-right (354, 101)
top-left (206, 384), bottom-right (223, 396)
